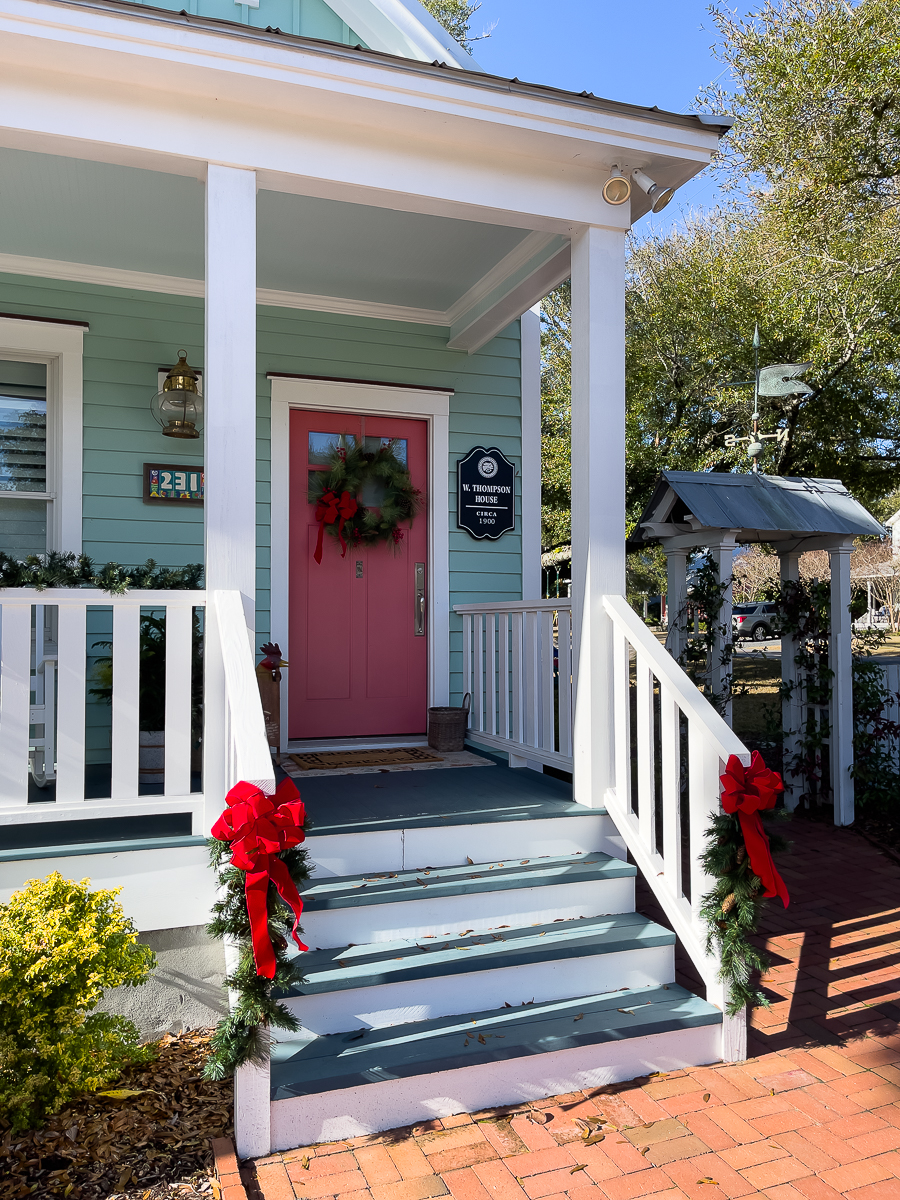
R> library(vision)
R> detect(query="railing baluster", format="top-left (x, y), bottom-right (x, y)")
top-left (659, 682), bottom-right (680, 897)
top-left (111, 604), bottom-right (141, 800)
top-left (611, 626), bottom-right (629, 805)
top-left (462, 614), bottom-right (472, 713)
top-left (557, 607), bottom-right (572, 757)
top-left (636, 653), bottom-right (653, 845)
top-left (473, 614), bottom-right (484, 733)
top-left (0, 602), bottom-right (32, 806)
top-left (165, 603), bottom-right (194, 796)
top-left (499, 613), bottom-right (510, 741)
top-left (539, 608), bottom-right (555, 752)
top-left (523, 609), bottom-right (538, 748)
top-left (56, 601), bottom-right (87, 803)
top-left (511, 611), bottom-right (524, 745)
top-left (487, 613), bottom-right (497, 736)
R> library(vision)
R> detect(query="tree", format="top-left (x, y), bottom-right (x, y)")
top-left (419, 0), bottom-right (487, 52)
top-left (540, 282), bottom-right (571, 549)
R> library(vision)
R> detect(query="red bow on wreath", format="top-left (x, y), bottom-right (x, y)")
top-left (314, 489), bottom-right (358, 564)
top-left (720, 752), bottom-right (790, 908)
top-left (211, 778), bottom-right (309, 978)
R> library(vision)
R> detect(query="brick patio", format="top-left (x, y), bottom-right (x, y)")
top-left (241, 816), bottom-right (900, 1200)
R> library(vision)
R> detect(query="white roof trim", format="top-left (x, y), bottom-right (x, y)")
top-left (324, 0), bottom-right (483, 70)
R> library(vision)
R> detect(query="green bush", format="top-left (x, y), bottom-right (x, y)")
top-left (0, 873), bottom-right (156, 1131)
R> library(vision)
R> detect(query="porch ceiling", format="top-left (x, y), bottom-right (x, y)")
top-left (0, 146), bottom-right (561, 343)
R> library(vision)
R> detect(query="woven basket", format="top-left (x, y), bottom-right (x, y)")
top-left (427, 693), bottom-right (471, 752)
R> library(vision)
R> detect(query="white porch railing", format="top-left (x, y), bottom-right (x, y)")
top-left (604, 594), bottom-right (750, 1059)
top-left (0, 587), bottom-right (273, 836)
top-left (454, 599), bottom-right (573, 770)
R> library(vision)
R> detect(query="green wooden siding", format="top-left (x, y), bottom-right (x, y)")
top-left (125, 0), bottom-right (367, 43)
top-left (0, 272), bottom-right (522, 713)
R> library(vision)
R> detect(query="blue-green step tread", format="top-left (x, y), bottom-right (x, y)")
top-left (277, 912), bottom-right (674, 997)
top-left (299, 852), bottom-right (635, 911)
top-left (269, 984), bottom-right (722, 1099)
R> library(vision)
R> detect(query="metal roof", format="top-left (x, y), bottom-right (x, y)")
top-left (629, 471), bottom-right (885, 550)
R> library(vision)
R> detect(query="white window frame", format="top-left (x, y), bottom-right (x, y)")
top-left (0, 317), bottom-right (84, 553)
top-left (268, 375), bottom-right (451, 749)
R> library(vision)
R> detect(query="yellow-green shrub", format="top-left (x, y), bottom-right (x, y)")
top-left (0, 872), bottom-right (156, 1130)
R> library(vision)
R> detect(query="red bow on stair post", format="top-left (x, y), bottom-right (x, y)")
top-left (720, 752), bottom-right (790, 907)
top-left (211, 778), bottom-right (309, 978)
top-left (313, 489), bottom-right (358, 564)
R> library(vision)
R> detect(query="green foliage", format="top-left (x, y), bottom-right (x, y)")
top-left (700, 811), bottom-right (790, 1015)
top-left (540, 282), bottom-right (572, 550)
top-left (0, 873), bottom-right (155, 1131)
top-left (419, 0), bottom-right (485, 52)
top-left (851, 637), bottom-right (900, 815)
top-left (0, 552), bottom-right (203, 595)
top-left (204, 837), bottom-right (312, 1081)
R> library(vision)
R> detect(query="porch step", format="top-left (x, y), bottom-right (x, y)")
top-left (298, 851), bottom-right (636, 946)
top-left (278, 912), bottom-right (675, 1034)
top-left (268, 984), bottom-right (723, 1148)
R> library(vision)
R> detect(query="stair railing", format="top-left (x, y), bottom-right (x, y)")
top-left (603, 594), bottom-right (750, 1060)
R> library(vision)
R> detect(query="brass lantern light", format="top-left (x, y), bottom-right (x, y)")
top-left (151, 351), bottom-right (203, 439)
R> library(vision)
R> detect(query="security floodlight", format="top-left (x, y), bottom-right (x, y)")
top-left (631, 168), bottom-right (675, 214)
top-left (602, 165), bottom-right (632, 206)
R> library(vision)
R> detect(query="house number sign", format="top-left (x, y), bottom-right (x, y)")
top-left (457, 446), bottom-right (515, 540)
top-left (144, 463), bottom-right (204, 504)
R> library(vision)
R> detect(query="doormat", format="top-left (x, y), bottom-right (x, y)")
top-left (289, 747), bottom-right (445, 771)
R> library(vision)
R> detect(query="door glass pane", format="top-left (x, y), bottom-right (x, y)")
top-left (0, 360), bottom-right (48, 555)
top-left (364, 436), bottom-right (407, 465)
top-left (308, 431), bottom-right (356, 464)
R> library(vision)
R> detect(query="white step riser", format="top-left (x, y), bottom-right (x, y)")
top-left (282, 944), bottom-right (675, 1033)
top-left (300, 877), bottom-right (635, 948)
top-left (304, 814), bottom-right (620, 878)
top-left (269, 1022), bottom-right (722, 1149)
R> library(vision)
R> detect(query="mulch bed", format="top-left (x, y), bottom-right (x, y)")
top-left (0, 1030), bottom-right (233, 1200)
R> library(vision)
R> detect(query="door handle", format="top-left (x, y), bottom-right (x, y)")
top-left (414, 562), bottom-right (426, 636)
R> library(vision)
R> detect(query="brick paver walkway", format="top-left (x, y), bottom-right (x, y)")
top-left (246, 816), bottom-right (900, 1200)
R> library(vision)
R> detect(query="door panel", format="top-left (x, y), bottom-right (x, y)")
top-left (289, 408), bottom-right (428, 739)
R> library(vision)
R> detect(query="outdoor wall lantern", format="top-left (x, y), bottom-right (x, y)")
top-left (631, 168), bottom-right (675, 214)
top-left (602, 165), bottom-right (632, 206)
top-left (150, 351), bottom-right (203, 440)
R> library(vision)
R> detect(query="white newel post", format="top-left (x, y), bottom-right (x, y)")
top-left (779, 551), bottom-right (802, 811)
top-left (203, 165), bottom-right (268, 1161)
top-left (829, 542), bottom-right (855, 826)
top-left (570, 225), bottom-right (626, 810)
top-left (708, 539), bottom-right (735, 726)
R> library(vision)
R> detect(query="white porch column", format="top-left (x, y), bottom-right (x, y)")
top-left (664, 548), bottom-right (688, 662)
top-left (778, 550), bottom-right (802, 811)
top-left (203, 164), bottom-right (258, 831)
top-left (570, 225), bottom-right (626, 809)
top-left (829, 542), bottom-right (855, 826)
top-left (708, 539), bottom-right (736, 724)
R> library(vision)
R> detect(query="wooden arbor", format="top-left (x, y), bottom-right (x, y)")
top-left (628, 471), bottom-right (885, 826)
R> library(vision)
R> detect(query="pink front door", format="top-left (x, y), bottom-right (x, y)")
top-left (288, 409), bottom-right (428, 739)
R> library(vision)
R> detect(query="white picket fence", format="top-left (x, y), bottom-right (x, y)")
top-left (0, 587), bottom-right (274, 834)
top-left (454, 599), bottom-right (573, 770)
top-left (872, 662), bottom-right (900, 766)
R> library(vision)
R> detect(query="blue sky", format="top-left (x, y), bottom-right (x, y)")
top-left (470, 0), bottom-right (741, 233)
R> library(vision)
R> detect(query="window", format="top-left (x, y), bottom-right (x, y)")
top-left (0, 359), bottom-right (48, 556)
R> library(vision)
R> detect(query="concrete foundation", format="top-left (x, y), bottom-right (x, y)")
top-left (100, 924), bottom-right (228, 1039)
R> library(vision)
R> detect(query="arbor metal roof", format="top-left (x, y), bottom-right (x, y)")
top-left (629, 471), bottom-right (884, 550)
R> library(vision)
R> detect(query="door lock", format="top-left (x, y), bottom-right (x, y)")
top-left (414, 562), bottom-right (426, 636)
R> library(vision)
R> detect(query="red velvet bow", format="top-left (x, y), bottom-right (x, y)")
top-left (211, 778), bottom-right (309, 978)
top-left (720, 752), bottom-right (789, 908)
top-left (314, 488), bottom-right (358, 563)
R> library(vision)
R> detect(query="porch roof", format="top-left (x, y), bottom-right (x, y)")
top-left (628, 470), bottom-right (885, 551)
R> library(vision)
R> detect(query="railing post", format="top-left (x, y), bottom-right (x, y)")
top-left (779, 551), bottom-right (802, 810)
top-left (829, 541), bottom-right (855, 826)
top-left (570, 225), bottom-right (626, 808)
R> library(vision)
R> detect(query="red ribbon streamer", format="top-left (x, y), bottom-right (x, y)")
top-left (211, 778), bottom-right (309, 979)
top-left (720, 752), bottom-right (790, 908)
top-left (313, 489), bottom-right (358, 563)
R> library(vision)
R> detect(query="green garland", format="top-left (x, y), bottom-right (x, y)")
top-left (0, 551), bottom-right (203, 594)
top-left (203, 833), bottom-right (311, 1081)
top-left (309, 440), bottom-right (422, 550)
top-left (699, 810), bottom-right (790, 1015)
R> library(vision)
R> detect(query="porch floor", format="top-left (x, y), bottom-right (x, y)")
top-left (280, 748), bottom-right (586, 837)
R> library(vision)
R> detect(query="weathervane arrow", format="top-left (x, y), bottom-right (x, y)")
top-left (757, 363), bottom-right (814, 398)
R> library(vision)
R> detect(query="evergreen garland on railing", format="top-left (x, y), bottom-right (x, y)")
top-left (699, 807), bottom-right (790, 1015)
top-left (0, 551), bottom-right (203, 594)
top-left (203, 833), bottom-right (311, 1081)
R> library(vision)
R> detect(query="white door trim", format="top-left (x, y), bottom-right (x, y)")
top-left (268, 375), bottom-right (451, 750)
top-left (0, 317), bottom-right (84, 554)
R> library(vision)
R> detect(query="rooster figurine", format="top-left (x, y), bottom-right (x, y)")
top-left (256, 642), bottom-right (289, 763)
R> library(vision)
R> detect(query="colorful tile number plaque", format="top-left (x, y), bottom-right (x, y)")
top-left (457, 446), bottom-right (516, 539)
top-left (144, 463), bottom-right (204, 505)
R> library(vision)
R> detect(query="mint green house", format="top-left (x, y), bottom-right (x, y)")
top-left (0, 0), bottom-right (746, 1160)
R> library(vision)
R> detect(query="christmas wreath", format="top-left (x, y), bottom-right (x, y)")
top-left (308, 439), bottom-right (422, 563)
top-left (700, 752), bottom-right (791, 1015)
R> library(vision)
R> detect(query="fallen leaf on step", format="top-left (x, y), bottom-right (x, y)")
top-left (504, 1002), bottom-right (512, 1008)
top-left (574, 1118), bottom-right (590, 1132)
top-left (520, 859), bottom-right (529, 864)
top-left (650, 1071), bottom-right (667, 1078)
top-left (770, 1088), bottom-right (776, 1096)
top-left (703, 1094), bottom-right (711, 1103)
top-left (337, 960), bottom-right (348, 968)
top-left (300, 1156), bottom-right (310, 1170)
top-left (459, 930), bottom-right (474, 935)
top-left (585, 1133), bottom-right (605, 1145)
top-left (573, 1013), bottom-right (584, 1021)
top-left (640, 1146), bottom-right (650, 1156)
top-left (642, 1122), bottom-right (654, 1128)
top-left (662, 985), bottom-right (669, 990)
top-left (570, 1164), bottom-right (587, 1174)
top-left (478, 1035), bottom-right (486, 1045)
top-left (466, 856), bottom-right (474, 864)
top-left (617, 1009), bottom-right (634, 1015)
top-left (697, 1179), bottom-right (719, 1186)
top-left (464, 1039), bottom-right (470, 1047)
